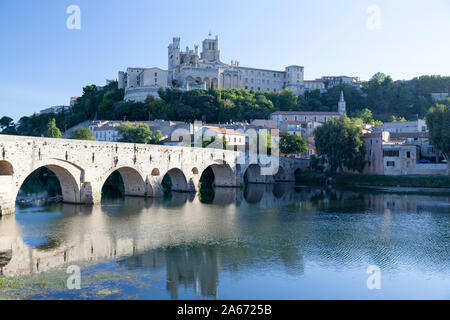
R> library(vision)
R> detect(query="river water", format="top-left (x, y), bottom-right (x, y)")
top-left (0, 184), bottom-right (449, 299)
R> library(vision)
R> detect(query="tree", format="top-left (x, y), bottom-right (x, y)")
top-left (355, 108), bottom-right (374, 124)
top-left (0, 116), bottom-right (16, 134)
top-left (426, 104), bottom-right (450, 173)
top-left (150, 130), bottom-right (164, 145)
top-left (389, 115), bottom-right (397, 122)
top-left (117, 122), bottom-right (153, 144)
top-left (280, 134), bottom-right (307, 154)
top-left (314, 116), bottom-right (366, 173)
top-left (71, 127), bottom-right (95, 140)
top-left (44, 118), bottom-right (62, 138)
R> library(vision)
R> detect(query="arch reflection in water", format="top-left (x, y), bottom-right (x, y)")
top-left (1, 186), bottom-right (449, 299)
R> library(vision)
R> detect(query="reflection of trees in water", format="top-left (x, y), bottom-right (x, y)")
top-left (307, 189), bottom-right (367, 213)
top-left (117, 246), bottom-right (219, 299)
top-left (117, 243), bottom-right (305, 299)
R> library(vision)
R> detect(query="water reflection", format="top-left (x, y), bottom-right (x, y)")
top-left (0, 184), bottom-right (449, 298)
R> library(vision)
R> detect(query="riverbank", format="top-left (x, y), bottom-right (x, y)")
top-left (296, 173), bottom-right (450, 188)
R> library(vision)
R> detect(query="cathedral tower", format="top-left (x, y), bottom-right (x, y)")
top-left (201, 35), bottom-right (220, 62)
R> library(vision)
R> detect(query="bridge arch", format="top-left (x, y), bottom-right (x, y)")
top-left (15, 161), bottom-right (82, 204)
top-left (0, 160), bottom-right (14, 176)
top-left (274, 166), bottom-right (291, 182)
top-left (200, 164), bottom-right (235, 188)
top-left (163, 168), bottom-right (188, 192)
top-left (101, 166), bottom-right (147, 198)
top-left (244, 164), bottom-right (266, 184)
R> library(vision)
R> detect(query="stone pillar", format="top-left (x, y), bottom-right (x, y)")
top-left (148, 177), bottom-right (164, 197)
top-left (0, 176), bottom-right (14, 216)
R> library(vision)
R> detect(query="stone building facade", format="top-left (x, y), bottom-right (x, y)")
top-left (118, 35), bottom-right (305, 102)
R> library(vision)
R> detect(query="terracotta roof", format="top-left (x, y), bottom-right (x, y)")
top-left (204, 126), bottom-right (246, 136)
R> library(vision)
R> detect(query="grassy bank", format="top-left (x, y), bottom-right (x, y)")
top-left (296, 173), bottom-right (450, 188)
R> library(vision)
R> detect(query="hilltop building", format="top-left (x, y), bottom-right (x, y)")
top-left (118, 35), bottom-right (305, 102)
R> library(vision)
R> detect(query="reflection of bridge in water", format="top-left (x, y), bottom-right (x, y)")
top-left (0, 185), bottom-right (448, 298)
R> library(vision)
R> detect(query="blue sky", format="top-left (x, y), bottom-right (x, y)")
top-left (0, 0), bottom-right (449, 120)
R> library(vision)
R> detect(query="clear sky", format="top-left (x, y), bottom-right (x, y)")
top-left (1, 0), bottom-right (449, 120)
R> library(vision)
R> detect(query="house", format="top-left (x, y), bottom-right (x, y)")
top-left (373, 119), bottom-right (427, 134)
top-left (198, 126), bottom-right (247, 151)
top-left (362, 131), bottom-right (447, 175)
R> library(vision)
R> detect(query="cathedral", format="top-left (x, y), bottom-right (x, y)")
top-left (118, 35), bottom-right (305, 102)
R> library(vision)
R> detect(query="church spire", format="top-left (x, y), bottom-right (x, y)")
top-left (338, 90), bottom-right (346, 115)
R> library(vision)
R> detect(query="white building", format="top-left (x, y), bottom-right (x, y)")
top-left (321, 75), bottom-right (363, 89)
top-left (304, 79), bottom-right (326, 93)
top-left (118, 35), bottom-right (305, 102)
top-left (374, 119), bottom-right (427, 134)
top-left (270, 91), bottom-right (346, 128)
top-left (198, 125), bottom-right (247, 151)
top-left (93, 124), bottom-right (122, 142)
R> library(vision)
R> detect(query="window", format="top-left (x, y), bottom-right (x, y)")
top-left (407, 151), bottom-right (411, 158)
top-left (383, 150), bottom-right (399, 157)
top-left (155, 72), bottom-right (157, 77)
top-left (386, 161), bottom-right (395, 167)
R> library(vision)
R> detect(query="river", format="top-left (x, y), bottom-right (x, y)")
top-left (0, 184), bottom-right (449, 299)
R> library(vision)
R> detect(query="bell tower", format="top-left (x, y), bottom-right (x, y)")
top-left (201, 35), bottom-right (220, 62)
top-left (338, 91), bottom-right (346, 115)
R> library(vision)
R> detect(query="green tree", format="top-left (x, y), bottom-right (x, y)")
top-left (279, 134), bottom-right (307, 154)
top-left (117, 122), bottom-right (153, 144)
top-left (389, 115), bottom-right (397, 122)
top-left (426, 104), bottom-right (450, 173)
top-left (150, 130), bottom-right (164, 145)
top-left (44, 118), bottom-right (62, 138)
top-left (71, 127), bottom-right (95, 140)
top-left (355, 108), bottom-right (374, 124)
top-left (314, 116), bottom-right (366, 173)
top-left (0, 116), bottom-right (16, 134)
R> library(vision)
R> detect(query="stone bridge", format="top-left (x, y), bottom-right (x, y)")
top-left (0, 135), bottom-right (309, 215)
